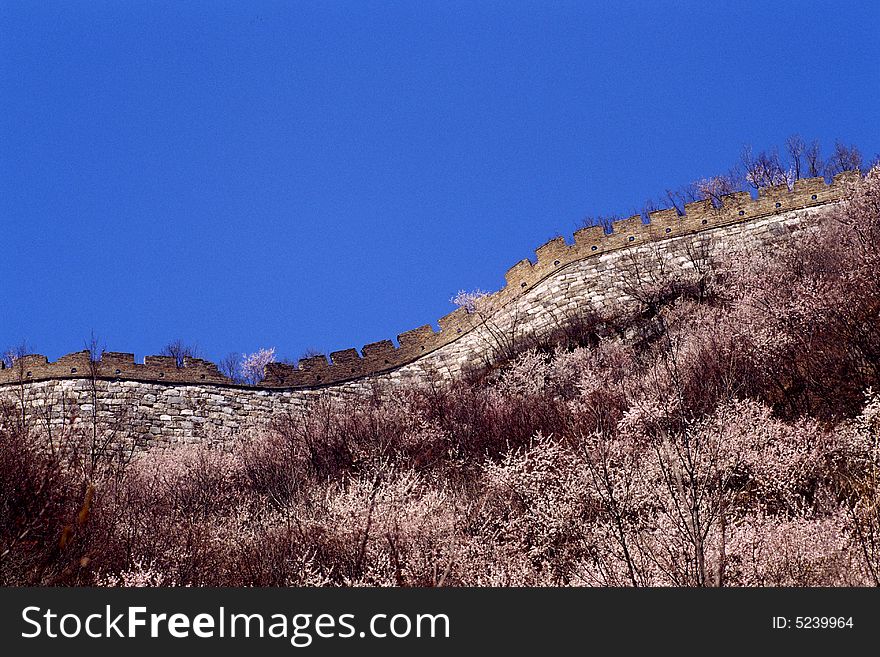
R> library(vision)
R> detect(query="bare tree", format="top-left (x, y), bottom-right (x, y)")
top-left (160, 340), bottom-right (200, 368)
top-left (741, 146), bottom-right (791, 189)
top-left (786, 134), bottom-right (805, 180)
top-left (1, 343), bottom-right (28, 373)
top-left (825, 141), bottom-right (862, 176)
top-left (663, 170), bottom-right (742, 214)
top-left (1, 341), bottom-right (29, 370)
top-left (2, 342), bottom-right (31, 433)
top-left (218, 352), bottom-right (242, 382)
top-left (85, 331), bottom-right (104, 363)
top-left (83, 332), bottom-right (113, 479)
top-left (694, 173), bottom-right (741, 208)
top-left (805, 140), bottom-right (824, 177)
top-left (665, 184), bottom-right (700, 215)
top-left (75, 331), bottom-right (138, 482)
top-left (580, 214), bottom-right (621, 233)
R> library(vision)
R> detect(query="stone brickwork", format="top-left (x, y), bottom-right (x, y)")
top-left (0, 378), bottom-right (362, 448)
top-left (0, 173), bottom-right (858, 446)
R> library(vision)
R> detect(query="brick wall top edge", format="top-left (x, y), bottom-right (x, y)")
top-left (1, 174), bottom-right (856, 390)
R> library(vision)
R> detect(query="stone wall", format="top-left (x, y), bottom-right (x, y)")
top-left (0, 173), bottom-right (857, 447)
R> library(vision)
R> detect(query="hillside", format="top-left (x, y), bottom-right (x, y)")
top-left (1, 168), bottom-right (878, 587)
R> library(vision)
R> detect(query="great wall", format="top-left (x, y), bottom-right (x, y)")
top-left (0, 172), bottom-right (859, 446)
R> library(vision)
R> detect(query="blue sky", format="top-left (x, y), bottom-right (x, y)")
top-left (2, 1), bottom-right (878, 364)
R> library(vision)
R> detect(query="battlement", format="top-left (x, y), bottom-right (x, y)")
top-left (0, 349), bottom-right (230, 386)
top-left (0, 172), bottom-right (857, 390)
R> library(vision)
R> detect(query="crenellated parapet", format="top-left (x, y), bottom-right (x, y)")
top-left (0, 172), bottom-right (858, 390)
top-left (0, 351), bottom-right (229, 386)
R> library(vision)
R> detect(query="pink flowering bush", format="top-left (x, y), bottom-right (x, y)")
top-left (240, 347), bottom-right (276, 384)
